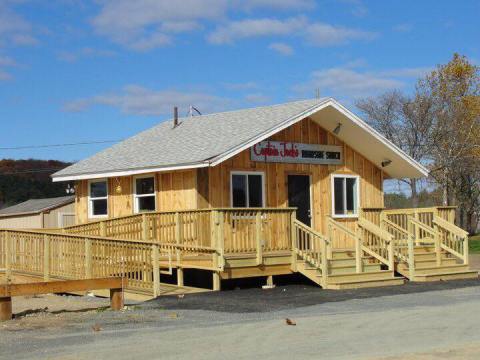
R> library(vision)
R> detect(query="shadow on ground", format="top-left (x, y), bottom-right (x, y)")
top-left (147, 277), bottom-right (480, 313)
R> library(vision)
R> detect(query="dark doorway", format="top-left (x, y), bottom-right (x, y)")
top-left (288, 175), bottom-right (311, 226)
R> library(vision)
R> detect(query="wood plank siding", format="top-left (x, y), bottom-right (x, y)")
top-left (74, 117), bottom-right (384, 248)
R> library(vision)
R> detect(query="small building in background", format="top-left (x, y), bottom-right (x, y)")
top-left (0, 196), bottom-right (75, 229)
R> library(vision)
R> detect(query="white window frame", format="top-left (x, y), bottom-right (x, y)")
top-left (133, 174), bottom-right (157, 214)
top-left (230, 171), bottom-right (266, 208)
top-left (88, 179), bottom-right (108, 219)
top-left (331, 174), bottom-right (360, 218)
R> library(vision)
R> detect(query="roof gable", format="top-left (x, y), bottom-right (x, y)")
top-left (0, 196), bottom-right (74, 217)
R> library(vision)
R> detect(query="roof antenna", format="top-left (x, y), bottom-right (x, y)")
top-left (189, 105), bottom-right (202, 117)
top-left (315, 88), bottom-right (320, 99)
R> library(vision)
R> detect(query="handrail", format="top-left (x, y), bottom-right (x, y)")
top-left (382, 218), bottom-right (409, 235)
top-left (358, 218), bottom-right (392, 243)
top-left (292, 220), bottom-right (329, 287)
top-left (433, 216), bottom-right (468, 238)
top-left (409, 217), bottom-right (436, 237)
top-left (326, 216), bottom-right (356, 238)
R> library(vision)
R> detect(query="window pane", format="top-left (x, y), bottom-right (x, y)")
top-left (248, 175), bottom-right (263, 207)
top-left (138, 196), bottom-right (156, 212)
top-left (334, 178), bottom-right (344, 215)
top-left (232, 175), bottom-right (247, 207)
top-left (346, 178), bottom-right (357, 214)
top-left (92, 199), bottom-right (107, 216)
top-left (90, 181), bottom-right (107, 198)
top-left (136, 177), bottom-right (155, 195)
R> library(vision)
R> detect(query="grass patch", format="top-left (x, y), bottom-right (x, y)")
top-left (469, 235), bottom-right (480, 254)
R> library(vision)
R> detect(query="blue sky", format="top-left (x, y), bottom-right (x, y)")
top-left (0, 0), bottom-right (479, 164)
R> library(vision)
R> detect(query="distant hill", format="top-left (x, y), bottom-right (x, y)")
top-left (0, 159), bottom-right (72, 209)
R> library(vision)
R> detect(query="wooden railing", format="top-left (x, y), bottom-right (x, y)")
top-left (292, 219), bottom-right (329, 287)
top-left (0, 229), bottom-right (220, 297)
top-left (357, 218), bottom-right (394, 270)
top-left (64, 208), bottom-right (295, 256)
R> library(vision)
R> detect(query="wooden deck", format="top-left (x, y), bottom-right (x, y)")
top-left (0, 207), bottom-right (476, 297)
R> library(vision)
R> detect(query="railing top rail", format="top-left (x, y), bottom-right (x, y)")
top-left (358, 218), bottom-right (392, 241)
top-left (382, 206), bottom-right (456, 214)
top-left (326, 216), bottom-right (357, 238)
top-left (63, 207), bottom-right (297, 229)
top-left (382, 218), bottom-right (409, 235)
top-left (0, 228), bottom-right (217, 252)
top-left (408, 217), bottom-right (436, 235)
top-left (433, 216), bottom-right (468, 238)
top-left (293, 219), bottom-right (330, 243)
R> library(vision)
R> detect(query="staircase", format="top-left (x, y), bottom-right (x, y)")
top-left (292, 219), bottom-right (404, 289)
top-left (395, 245), bottom-right (478, 281)
top-left (383, 212), bottom-right (478, 282)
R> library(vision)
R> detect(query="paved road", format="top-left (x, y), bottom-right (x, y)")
top-left (2, 280), bottom-right (480, 359)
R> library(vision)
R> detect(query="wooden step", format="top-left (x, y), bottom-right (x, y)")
top-left (412, 270), bottom-right (478, 282)
top-left (413, 264), bottom-right (470, 275)
top-left (413, 257), bottom-right (458, 268)
top-left (326, 277), bottom-right (405, 290)
top-left (329, 257), bottom-right (378, 267)
top-left (327, 270), bottom-right (396, 283)
top-left (331, 250), bottom-right (357, 260)
top-left (329, 263), bottom-right (382, 275)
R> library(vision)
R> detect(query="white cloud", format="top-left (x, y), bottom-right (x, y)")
top-left (91, 0), bottom-right (227, 50)
top-left (0, 69), bottom-right (12, 81)
top-left (223, 81), bottom-right (258, 90)
top-left (57, 47), bottom-right (117, 63)
top-left (0, 55), bottom-right (17, 67)
top-left (235, 0), bottom-right (315, 11)
top-left (304, 23), bottom-right (376, 46)
top-left (208, 16), bottom-right (376, 46)
top-left (268, 42), bottom-right (293, 55)
top-left (244, 93), bottom-right (270, 104)
top-left (63, 85), bottom-right (232, 116)
top-left (208, 16), bottom-right (306, 44)
top-left (393, 23), bottom-right (413, 33)
top-left (0, 2), bottom-right (39, 47)
top-left (294, 65), bottom-right (431, 99)
top-left (338, 0), bottom-right (368, 17)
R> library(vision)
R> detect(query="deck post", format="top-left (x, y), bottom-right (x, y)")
top-left (463, 235), bottom-right (469, 266)
top-left (85, 238), bottom-right (92, 279)
top-left (109, 288), bottom-right (124, 310)
top-left (407, 217), bottom-right (415, 280)
top-left (414, 210), bottom-right (420, 244)
top-left (321, 239), bottom-right (328, 288)
top-left (388, 236), bottom-right (394, 272)
top-left (0, 297), bottom-right (12, 321)
top-left (142, 214), bottom-right (149, 240)
top-left (43, 234), bottom-right (50, 281)
top-left (100, 221), bottom-right (106, 237)
top-left (212, 272), bottom-right (221, 291)
top-left (152, 244), bottom-right (160, 297)
top-left (215, 210), bottom-right (225, 270)
top-left (177, 268), bottom-right (184, 287)
top-left (327, 222), bottom-right (333, 260)
top-left (5, 232), bottom-right (11, 282)
top-left (175, 212), bottom-right (182, 267)
top-left (355, 224), bottom-right (362, 273)
top-left (255, 212), bottom-right (263, 265)
top-left (290, 211), bottom-right (297, 272)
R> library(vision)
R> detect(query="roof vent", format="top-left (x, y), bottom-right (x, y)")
top-left (173, 106), bottom-right (179, 128)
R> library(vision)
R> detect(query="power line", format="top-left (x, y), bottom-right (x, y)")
top-left (0, 139), bottom-right (123, 151)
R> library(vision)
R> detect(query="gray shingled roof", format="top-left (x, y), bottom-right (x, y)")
top-left (53, 98), bottom-right (326, 179)
top-left (0, 196), bottom-right (75, 217)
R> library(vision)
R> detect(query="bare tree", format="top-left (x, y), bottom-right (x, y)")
top-left (356, 90), bottom-right (433, 207)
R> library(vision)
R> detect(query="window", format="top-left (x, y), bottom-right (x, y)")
top-left (331, 175), bottom-right (359, 217)
top-left (231, 172), bottom-right (265, 207)
top-left (134, 176), bottom-right (156, 213)
top-left (89, 180), bottom-right (108, 218)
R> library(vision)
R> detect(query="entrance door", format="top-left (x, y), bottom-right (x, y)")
top-left (287, 175), bottom-right (311, 226)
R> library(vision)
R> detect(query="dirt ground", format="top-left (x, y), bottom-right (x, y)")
top-left (1, 277), bottom-right (480, 359)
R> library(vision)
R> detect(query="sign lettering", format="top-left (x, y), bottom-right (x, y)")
top-left (251, 141), bottom-right (342, 165)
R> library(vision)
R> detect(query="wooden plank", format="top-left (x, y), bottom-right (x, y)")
top-left (0, 277), bottom-right (125, 297)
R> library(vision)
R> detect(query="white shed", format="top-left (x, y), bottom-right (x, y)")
top-left (0, 196), bottom-right (75, 229)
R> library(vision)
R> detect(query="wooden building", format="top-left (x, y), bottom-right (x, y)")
top-left (41, 98), bottom-right (476, 291)
top-left (0, 196), bottom-right (75, 229)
